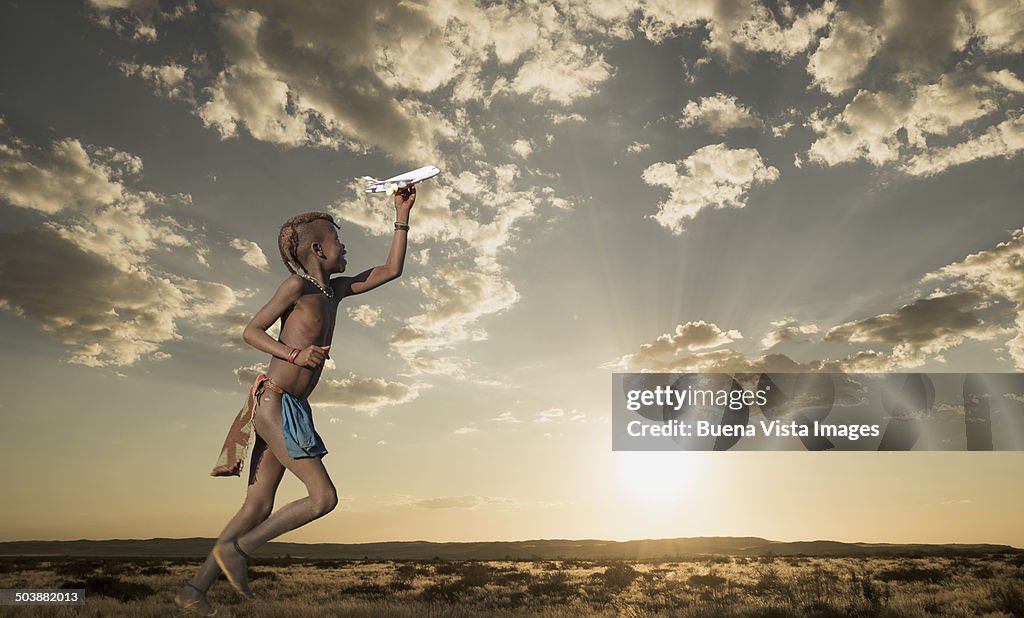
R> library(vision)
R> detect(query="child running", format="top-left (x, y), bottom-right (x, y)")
top-left (175, 187), bottom-right (416, 615)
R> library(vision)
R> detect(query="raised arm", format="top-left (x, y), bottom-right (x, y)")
top-left (333, 186), bottom-right (416, 298)
top-left (241, 275), bottom-right (304, 360)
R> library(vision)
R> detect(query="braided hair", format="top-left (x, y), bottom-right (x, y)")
top-left (277, 212), bottom-right (340, 275)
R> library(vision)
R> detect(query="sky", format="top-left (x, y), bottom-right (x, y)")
top-left (1, 0), bottom-right (1024, 547)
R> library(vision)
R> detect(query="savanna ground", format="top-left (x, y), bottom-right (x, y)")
top-left (1, 553), bottom-right (1022, 617)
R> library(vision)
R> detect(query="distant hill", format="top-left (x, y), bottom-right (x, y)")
top-left (0, 537), bottom-right (1019, 560)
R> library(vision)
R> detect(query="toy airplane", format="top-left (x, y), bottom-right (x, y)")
top-left (362, 165), bottom-right (440, 195)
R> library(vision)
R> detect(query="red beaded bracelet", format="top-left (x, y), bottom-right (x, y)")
top-left (288, 348), bottom-right (300, 364)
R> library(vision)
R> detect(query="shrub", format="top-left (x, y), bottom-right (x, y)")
top-left (972, 563), bottom-right (995, 578)
top-left (602, 563), bottom-right (639, 591)
top-left (341, 582), bottom-right (389, 598)
top-left (992, 582), bottom-right (1024, 616)
top-left (801, 600), bottom-right (848, 617)
top-left (458, 563), bottom-right (495, 588)
top-left (52, 560), bottom-right (103, 578)
top-left (309, 560), bottom-right (349, 570)
top-left (71, 575), bottom-right (155, 602)
top-left (875, 566), bottom-right (946, 583)
top-left (248, 569), bottom-right (278, 581)
top-left (851, 570), bottom-right (891, 614)
top-left (493, 570), bottom-right (534, 586)
top-left (97, 560), bottom-right (134, 576)
top-left (753, 564), bottom-right (785, 595)
top-left (387, 580), bottom-right (414, 592)
top-left (434, 562), bottom-right (462, 575)
top-left (394, 563), bottom-right (419, 580)
top-left (0, 558), bottom-right (43, 574)
top-left (689, 572), bottom-right (727, 587)
top-left (419, 580), bottom-right (469, 602)
top-left (527, 571), bottom-right (575, 597)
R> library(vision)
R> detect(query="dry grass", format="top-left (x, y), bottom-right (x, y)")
top-left (0, 554), bottom-right (1021, 616)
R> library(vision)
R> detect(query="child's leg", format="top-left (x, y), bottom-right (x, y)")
top-left (213, 391), bottom-right (337, 595)
top-left (195, 434), bottom-right (286, 590)
top-left (239, 390), bottom-right (338, 547)
top-left (177, 432), bottom-right (284, 607)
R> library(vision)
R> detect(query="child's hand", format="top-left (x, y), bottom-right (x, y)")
top-left (395, 186), bottom-right (416, 215)
top-left (296, 344), bottom-right (330, 369)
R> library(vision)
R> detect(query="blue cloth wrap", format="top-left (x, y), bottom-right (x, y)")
top-left (281, 392), bottom-right (328, 459)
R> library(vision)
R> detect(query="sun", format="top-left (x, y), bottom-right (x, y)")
top-left (610, 450), bottom-right (706, 507)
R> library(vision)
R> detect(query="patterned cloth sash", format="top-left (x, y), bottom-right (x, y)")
top-left (210, 374), bottom-right (285, 477)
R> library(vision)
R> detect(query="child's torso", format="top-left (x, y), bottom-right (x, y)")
top-left (267, 292), bottom-right (340, 400)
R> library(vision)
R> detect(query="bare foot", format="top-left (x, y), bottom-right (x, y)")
top-left (212, 539), bottom-right (254, 599)
top-left (174, 582), bottom-right (216, 616)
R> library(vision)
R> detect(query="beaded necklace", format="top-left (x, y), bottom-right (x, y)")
top-left (298, 271), bottom-right (333, 298)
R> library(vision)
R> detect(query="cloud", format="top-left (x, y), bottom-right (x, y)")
top-left (409, 495), bottom-right (517, 510)
top-left (678, 93), bottom-right (763, 133)
top-left (640, 0), bottom-right (835, 67)
top-left (982, 68), bottom-right (1024, 94)
top-left (533, 408), bottom-right (586, 424)
top-left (627, 142), bottom-right (650, 154)
top-left (604, 340), bottom-right (816, 374)
top-left (0, 126), bottom-right (241, 366)
top-left (0, 134), bottom-right (137, 215)
top-left (604, 321), bottom-right (743, 371)
top-left (642, 144), bottom-right (779, 234)
top-left (604, 285), bottom-right (1014, 373)
top-left (653, 320), bottom-right (742, 351)
top-left (605, 331), bottom-right (919, 375)
top-left (453, 426), bottom-right (478, 435)
top-left (233, 363), bottom-right (265, 386)
top-left (878, 0), bottom-right (973, 80)
top-left (0, 129), bottom-right (202, 272)
top-left (387, 269), bottom-right (521, 378)
top-left (0, 228), bottom-right (211, 367)
top-left (87, 0), bottom-right (175, 41)
top-left (806, 73), bottom-right (1000, 168)
top-left (825, 292), bottom-right (1006, 369)
top-left (761, 318), bottom-right (820, 349)
top-left (511, 139), bottom-right (533, 159)
top-left (902, 112), bottom-right (1024, 177)
top-left (346, 304), bottom-right (382, 327)
top-left (188, 5), bottom-right (453, 161)
top-left (548, 112), bottom-right (585, 124)
top-left (499, 33), bottom-right (613, 105)
top-left (968, 0), bottom-right (1024, 54)
top-left (605, 229), bottom-right (1024, 373)
top-left (801, 0), bottom-right (1022, 98)
top-left (803, 1), bottom-right (1003, 93)
top-left (312, 372), bottom-right (421, 413)
top-left (800, 2), bottom-right (1024, 176)
top-left (806, 9), bottom-right (882, 95)
top-left (491, 411), bottom-right (520, 424)
top-left (105, 1), bottom-right (630, 163)
top-left (116, 61), bottom-right (193, 100)
top-left (211, 313), bottom-right (253, 347)
top-left (235, 366), bottom-right (420, 413)
top-left (923, 227), bottom-right (1024, 369)
top-left (229, 238), bottom-right (269, 271)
